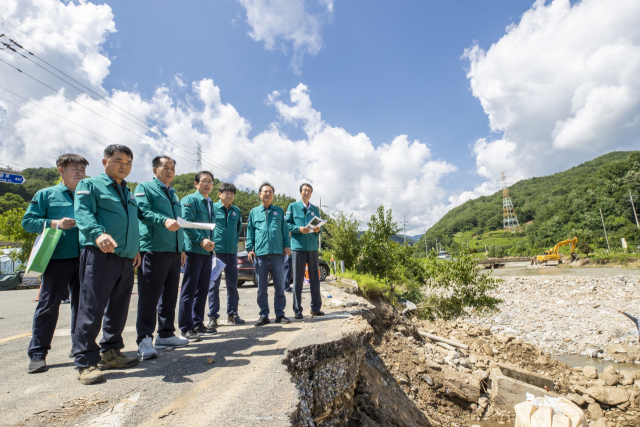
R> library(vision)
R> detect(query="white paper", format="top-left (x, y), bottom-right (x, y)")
top-left (177, 217), bottom-right (216, 231)
top-left (305, 216), bottom-right (327, 228)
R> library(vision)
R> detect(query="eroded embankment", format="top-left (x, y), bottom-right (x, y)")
top-left (283, 278), bottom-right (640, 427)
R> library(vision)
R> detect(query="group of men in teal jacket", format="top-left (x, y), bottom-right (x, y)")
top-left (21, 144), bottom-right (324, 385)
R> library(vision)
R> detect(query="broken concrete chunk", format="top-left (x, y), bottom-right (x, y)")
top-left (585, 386), bottom-right (629, 406)
top-left (594, 418), bottom-right (607, 427)
top-left (495, 333), bottom-right (515, 344)
top-left (472, 369), bottom-right (489, 381)
top-left (483, 344), bottom-right (494, 356)
top-left (603, 366), bottom-right (619, 375)
top-left (587, 402), bottom-right (605, 420)
top-left (396, 374), bottom-right (409, 385)
top-left (582, 366), bottom-right (598, 379)
top-left (566, 393), bottom-right (586, 406)
top-left (597, 372), bottom-right (619, 386)
top-left (421, 374), bottom-right (434, 387)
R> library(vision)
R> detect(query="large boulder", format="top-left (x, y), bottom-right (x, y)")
top-left (585, 386), bottom-right (629, 406)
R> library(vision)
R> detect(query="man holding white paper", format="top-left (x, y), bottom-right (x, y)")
top-left (285, 183), bottom-right (323, 319)
top-left (179, 171), bottom-right (217, 341)
top-left (134, 156), bottom-right (189, 360)
top-left (22, 153), bottom-right (89, 374)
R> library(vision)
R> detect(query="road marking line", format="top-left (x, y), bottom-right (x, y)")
top-left (0, 332), bottom-right (31, 344)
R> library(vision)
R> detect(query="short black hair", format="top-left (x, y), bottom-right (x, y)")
top-left (218, 182), bottom-right (237, 194)
top-left (56, 153), bottom-right (89, 168)
top-left (259, 182), bottom-right (274, 193)
top-left (104, 144), bottom-right (134, 160)
top-left (152, 156), bottom-right (176, 168)
top-left (195, 171), bottom-right (214, 183)
top-left (299, 183), bottom-right (313, 193)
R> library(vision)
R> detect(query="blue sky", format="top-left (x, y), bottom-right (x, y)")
top-left (101, 0), bottom-right (535, 191)
top-left (1, 0), bottom-right (637, 231)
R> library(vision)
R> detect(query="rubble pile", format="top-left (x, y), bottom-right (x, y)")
top-left (362, 306), bottom-right (640, 427)
top-left (462, 275), bottom-right (640, 361)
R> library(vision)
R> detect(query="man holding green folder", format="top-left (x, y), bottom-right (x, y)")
top-left (22, 153), bottom-right (89, 374)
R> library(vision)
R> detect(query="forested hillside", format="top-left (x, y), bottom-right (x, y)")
top-left (415, 151), bottom-right (640, 256)
top-left (0, 168), bottom-right (295, 219)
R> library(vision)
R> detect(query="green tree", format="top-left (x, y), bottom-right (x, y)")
top-left (0, 193), bottom-right (28, 214)
top-left (415, 252), bottom-right (502, 321)
top-left (272, 193), bottom-right (296, 211)
top-left (0, 208), bottom-right (37, 267)
top-left (324, 211), bottom-right (361, 269)
top-left (358, 206), bottom-right (401, 280)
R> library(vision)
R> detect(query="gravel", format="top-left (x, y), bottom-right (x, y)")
top-left (463, 274), bottom-right (640, 359)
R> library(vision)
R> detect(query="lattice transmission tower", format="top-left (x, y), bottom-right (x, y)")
top-left (501, 171), bottom-right (520, 233)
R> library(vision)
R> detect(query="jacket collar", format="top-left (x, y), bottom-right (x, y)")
top-left (98, 173), bottom-right (128, 190)
top-left (153, 177), bottom-right (174, 192)
top-left (193, 190), bottom-right (212, 203)
top-left (298, 200), bottom-right (312, 209)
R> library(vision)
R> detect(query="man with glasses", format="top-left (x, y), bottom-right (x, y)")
top-left (179, 171), bottom-right (216, 341)
top-left (207, 182), bottom-right (245, 328)
top-left (246, 182), bottom-right (291, 326)
top-left (22, 153), bottom-right (89, 373)
top-left (134, 156), bottom-right (189, 360)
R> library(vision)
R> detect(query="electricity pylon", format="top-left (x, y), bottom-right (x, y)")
top-left (501, 171), bottom-right (520, 233)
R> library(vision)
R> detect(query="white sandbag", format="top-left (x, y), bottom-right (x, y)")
top-left (514, 393), bottom-right (586, 427)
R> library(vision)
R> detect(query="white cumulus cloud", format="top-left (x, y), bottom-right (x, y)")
top-left (237, 0), bottom-right (333, 74)
top-left (463, 0), bottom-right (640, 190)
top-left (0, 0), bottom-right (457, 233)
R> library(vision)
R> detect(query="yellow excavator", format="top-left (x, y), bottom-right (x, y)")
top-left (535, 237), bottom-right (578, 264)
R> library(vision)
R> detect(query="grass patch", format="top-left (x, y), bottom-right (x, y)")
top-left (336, 270), bottom-right (395, 301)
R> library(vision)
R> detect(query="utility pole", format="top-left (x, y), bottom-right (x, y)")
top-left (599, 209), bottom-right (611, 252)
top-left (318, 198), bottom-right (328, 251)
top-left (630, 189), bottom-right (639, 230)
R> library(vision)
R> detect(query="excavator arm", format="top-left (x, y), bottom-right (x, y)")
top-left (535, 236), bottom-right (578, 264)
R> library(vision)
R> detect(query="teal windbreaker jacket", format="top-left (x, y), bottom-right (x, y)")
top-left (74, 173), bottom-right (140, 259)
top-left (286, 201), bottom-right (321, 252)
top-left (21, 183), bottom-right (80, 259)
top-left (246, 204), bottom-right (290, 256)
top-left (181, 191), bottom-right (214, 255)
top-left (135, 178), bottom-right (185, 253)
top-left (211, 201), bottom-right (242, 254)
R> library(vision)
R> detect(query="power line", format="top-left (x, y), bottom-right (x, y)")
top-left (0, 36), bottom-right (260, 189)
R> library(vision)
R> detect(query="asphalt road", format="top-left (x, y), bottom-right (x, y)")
top-left (0, 279), bottom-right (350, 427)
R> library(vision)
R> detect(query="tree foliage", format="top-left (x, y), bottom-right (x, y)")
top-left (358, 206), bottom-right (401, 280)
top-left (416, 151), bottom-right (640, 255)
top-left (323, 211), bottom-right (361, 268)
top-left (0, 208), bottom-right (37, 267)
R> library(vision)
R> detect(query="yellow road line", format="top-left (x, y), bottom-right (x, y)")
top-left (0, 332), bottom-right (31, 344)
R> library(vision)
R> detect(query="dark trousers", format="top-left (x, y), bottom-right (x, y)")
top-left (179, 252), bottom-right (211, 333)
top-left (254, 254), bottom-right (285, 318)
top-left (28, 258), bottom-right (80, 359)
top-left (292, 250), bottom-right (322, 314)
top-left (136, 251), bottom-right (181, 344)
top-left (284, 256), bottom-right (293, 290)
top-left (73, 246), bottom-right (135, 368)
top-left (208, 253), bottom-right (239, 318)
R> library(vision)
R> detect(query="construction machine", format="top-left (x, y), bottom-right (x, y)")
top-left (535, 237), bottom-right (578, 264)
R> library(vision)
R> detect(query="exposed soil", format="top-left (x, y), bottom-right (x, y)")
top-left (349, 298), bottom-right (640, 427)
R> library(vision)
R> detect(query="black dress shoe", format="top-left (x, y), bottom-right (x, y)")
top-left (181, 330), bottom-right (202, 342)
top-left (195, 324), bottom-right (216, 335)
top-left (228, 314), bottom-right (246, 324)
top-left (310, 310), bottom-right (325, 316)
top-left (294, 312), bottom-right (303, 320)
top-left (275, 316), bottom-right (291, 324)
top-left (254, 316), bottom-right (270, 327)
top-left (28, 357), bottom-right (48, 374)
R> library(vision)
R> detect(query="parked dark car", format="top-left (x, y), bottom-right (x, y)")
top-left (236, 251), bottom-right (330, 286)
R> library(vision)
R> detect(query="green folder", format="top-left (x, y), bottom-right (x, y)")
top-left (25, 223), bottom-right (62, 275)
